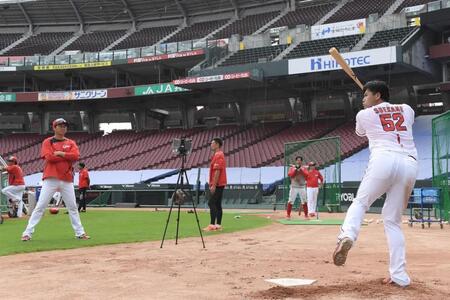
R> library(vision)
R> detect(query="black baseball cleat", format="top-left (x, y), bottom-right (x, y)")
top-left (333, 237), bottom-right (353, 266)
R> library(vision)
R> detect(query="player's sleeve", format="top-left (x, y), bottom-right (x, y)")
top-left (355, 111), bottom-right (366, 137)
top-left (41, 139), bottom-right (65, 162)
top-left (63, 141), bottom-right (80, 161)
top-left (287, 166), bottom-right (297, 178)
top-left (318, 171), bottom-right (324, 183)
top-left (213, 154), bottom-right (225, 170)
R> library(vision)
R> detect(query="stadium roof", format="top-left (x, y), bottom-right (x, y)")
top-left (0, 0), bottom-right (292, 27)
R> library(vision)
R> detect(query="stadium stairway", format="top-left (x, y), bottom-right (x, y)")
top-left (0, 31), bottom-right (32, 55)
top-left (314, 0), bottom-right (350, 26)
top-left (103, 28), bottom-right (136, 52)
top-left (49, 32), bottom-right (82, 56)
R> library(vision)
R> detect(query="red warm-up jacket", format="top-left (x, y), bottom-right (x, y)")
top-left (41, 137), bottom-right (79, 182)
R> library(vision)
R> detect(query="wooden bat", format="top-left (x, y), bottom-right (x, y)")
top-left (329, 47), bottom-right (364, 90)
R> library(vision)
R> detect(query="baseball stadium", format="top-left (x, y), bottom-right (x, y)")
top-left (0, 0), bottom-right (449, 298)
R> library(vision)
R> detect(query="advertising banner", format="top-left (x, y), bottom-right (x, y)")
top-left (311, 19), bottom-right (366, 40)
top-left (72, 89), bottom-right (108, 100)
top-left (173, 71), bottom-right (251, 85)
top-left (0, 93), bottom-right (16, 102)
top-left (33, 61), bottom-right (112, 71)
top-left (38, 89), bottom-right (108, 101)
top-left (135, 83), bottom-right (188, 95)
top-left (0, 67), bottom-right (17, 72)
top-left (288, 46), bottom-right (397, 75)
top-left (128, 49), bottom-right (205, 64)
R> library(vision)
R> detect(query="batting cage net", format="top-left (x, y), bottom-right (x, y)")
top-left (283, 137), bottom-right (341, 212)
top-left (0, 171), bottom-right (7, 213)
top-left (432, 111), bottom-right (450, 221)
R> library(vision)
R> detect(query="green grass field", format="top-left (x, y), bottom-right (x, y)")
top-left (0, 210), bottom-right (272, 256)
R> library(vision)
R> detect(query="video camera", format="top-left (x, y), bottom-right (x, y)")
top-left (172, 138), bottom-right (192, 156)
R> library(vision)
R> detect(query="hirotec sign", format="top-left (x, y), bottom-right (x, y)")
top-left (288, 46), bottom-right (397, 75)
top-left (135, 83), bottom-right (189, 95)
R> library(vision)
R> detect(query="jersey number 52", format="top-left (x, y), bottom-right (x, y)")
top-left (379, 113), bottom-right (407, 132)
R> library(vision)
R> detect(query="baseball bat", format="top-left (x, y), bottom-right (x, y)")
top-left (0, 155), bottom-right (7, 167)
top-left (329, 47), bottom-right (364, 90)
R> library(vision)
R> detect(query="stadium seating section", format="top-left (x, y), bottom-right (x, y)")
top-left (213, 11), bottom-right (279, 39)
top-left (112, 26), bottom-right (178, 50)
top-left (0, 33), bottom-right (23, 51)
top-left (64, 30), bottom-right (127, 53)
top-left (166, 20), bottom-right (229, 43)
top-left (325, 0), bottom-right (395, 23)
top-left (219, 44), bottom-right (288, 67)
top-left (285, 34), bottom-right (363, 59)
top-left (5, 32), bottom-right (73, 56)
top-left (0, 120), bottom-right (373, 175)
top-left (271, 3), bottom-right (335, 28)
top-left (363, 26), bottom-right (416, 49)
top-left (395, 0), bottom-right (431, 13)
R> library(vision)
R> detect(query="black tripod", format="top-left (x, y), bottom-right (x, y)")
top-left (160, 154), bottom-right (205, 248)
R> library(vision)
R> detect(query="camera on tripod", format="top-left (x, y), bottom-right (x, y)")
top-left (172, 138), bottom-right (192, 156)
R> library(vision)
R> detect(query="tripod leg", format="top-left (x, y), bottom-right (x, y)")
top-left (160, 196), bottom-right (175, 248)
top-left (175, 202), bottom-right (181, 245)
top-left (184, 169), bottom-right (206, 248)
top-left (161, 170), bottom-right (183, 248)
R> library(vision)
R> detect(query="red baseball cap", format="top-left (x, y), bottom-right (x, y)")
top-left (7, 155), bottom-right (17, 163)
top-left (308, 161), bottom-right (316, 166)
top-left (52, 118), bottom-right (68, 128)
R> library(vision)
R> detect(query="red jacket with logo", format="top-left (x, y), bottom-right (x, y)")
top-left (209, 151), bottom-right (227, 187)
top-left (78, 168), bottom-right (90, 189)
top-left (41, 137), bottom-right (79, 182)
top-left (306, 169), bottom-right (323, 188)
top-left (6, 165), bottom-right (25, 185)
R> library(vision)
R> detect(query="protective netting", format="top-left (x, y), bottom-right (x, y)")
top-left (283, 137), bottom-right (341, 212)
top-left (432, 111), bottom-right (450, 221)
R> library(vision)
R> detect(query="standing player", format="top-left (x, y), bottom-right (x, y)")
top-left (286, 156), bottom-right (308, 219)
top-left (0, 156), bottom-right (26, 218)
top-left (332, 81), bottom-right (418, 287)
top-left (78, 162), bottom-right (90, 212)
top-left (21, 118), bottom-right (90, 241)
top-left (305, 161), bottom-right (323, 218)
top-left (204, 137), bottom-right (227, 231)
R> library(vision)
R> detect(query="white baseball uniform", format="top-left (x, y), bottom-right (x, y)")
top-left (338, 102), bottom-right (418, 287)
top-left (288, 166), bottom-right (307, 204)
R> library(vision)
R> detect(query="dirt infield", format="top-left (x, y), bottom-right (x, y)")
top-left (1, 211), bottom-right (449, 299)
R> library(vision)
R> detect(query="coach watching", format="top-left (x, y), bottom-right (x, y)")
top-left (78, 162), bottom-right (90, 212)
top-left (204, 137), bottom-right (227, 231)
top-left (21, 118), bottom-right (89, 241)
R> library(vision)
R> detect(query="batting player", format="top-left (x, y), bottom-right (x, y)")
top-left (306, 161), bottom-right (323, 218)
top-left (286, 156), bottom-right (308, 219)
top-left (21, 118), bottom-right (89, 241)
top-left (333, 81), bottom-right (418, 287)
top-left (0, 156), bottom-right (26, 218)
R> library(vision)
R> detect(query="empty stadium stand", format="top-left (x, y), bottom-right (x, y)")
top-left (111, 26), bottom-right (178, 50)
top-left (363, 26), bottom-right (417, 49)
top-left (271, 3), bottom-right (335, 28)
top-left (325, 0), bottom-right (396, 23)
top-left (64, 30), bottom-right (127, 53)
top-left (213, 11), bottom-right (279, 39)
top-left (5, 32), bottom-right (74, 56)
top-left (166, 20), bottom-right (229, 43)
top-left (219, 44), bottom-right (288, 67)
top-left (395, 0), bottom-right (431, 13)
top-left (285, 34), bottom-right (363, 59)
top-left (0, 33), bottom-right (23, 51)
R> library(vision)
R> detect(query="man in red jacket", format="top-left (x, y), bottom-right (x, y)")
top-left (0, 156), bottom-right (26, 218)
top-left (21, 118), bottom-right (89, 241)
top-left (78, 162), bottom-right (90, 212)
top-left (306, 162), bottom-right (324, 218)
top-left (204, 137), bottom-right (227, 231)
top-left (287, 156), bottom-right (309, 219)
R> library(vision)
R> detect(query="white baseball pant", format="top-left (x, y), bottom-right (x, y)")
top-left (2, 185), bottom-right (26, 217)
top-left (307, 187), bottom-right (319, 215)
top-left (288, 186), bottom-right (306, 204)
top-left (338, 151), bottom-right (418, 287)
top-left (23, 178), bottom-right (86, 237)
